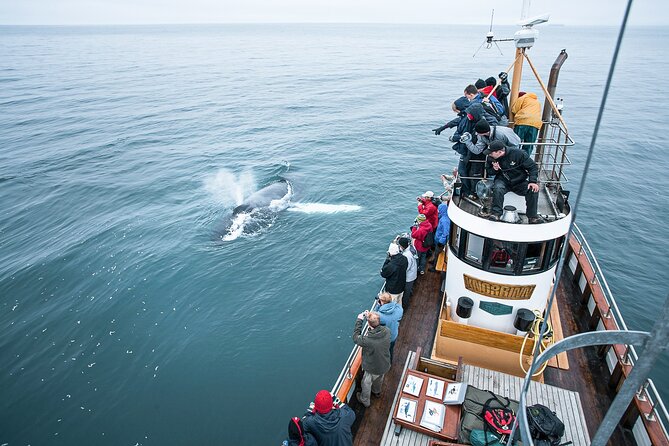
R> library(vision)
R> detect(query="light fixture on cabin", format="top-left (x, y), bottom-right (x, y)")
top-left (501, 205), bottom-right (521, 223)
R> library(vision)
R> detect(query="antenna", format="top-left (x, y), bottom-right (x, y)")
top-left (473, 9), bottom-right (511, 57)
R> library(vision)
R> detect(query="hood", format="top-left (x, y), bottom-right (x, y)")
top-left (524, 92), bottom-right (538, 100)
top-left (419, 220), bottom-right (432, 230)
top-left (465, 102), bottom-right (485, 121)
top-left (481, 85), bottom-right (495, 96)
top-left (309, 409), bottom-right (343, 433)
top-left (454, 96), bottom-right (471, 112)
top-left (379, 301), bottom-right (401, 316)
top-left (438, 203), bottom-right (448, 217)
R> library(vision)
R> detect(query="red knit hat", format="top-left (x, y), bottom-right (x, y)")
top-left (314, 390), bottom-right (333, 414)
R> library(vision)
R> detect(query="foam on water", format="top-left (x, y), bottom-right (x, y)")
top-left (287, 203), bottom-right (362, 213)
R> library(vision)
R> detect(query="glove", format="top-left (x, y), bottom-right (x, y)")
top-left (499, 72), bottom-right (508, 82)
top-left (432, 124), bottom-right (447, 135)
top-left (449, 134), bottom-right (460, 143)
top-left (459, 132), bottom-right (472, 143)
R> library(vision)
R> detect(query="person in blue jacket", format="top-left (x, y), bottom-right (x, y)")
top-left (432, 196), bottom-right (451, 271)
top-left (377, 292), bottom-right (404, 361)
top-left (435, 196), bottom-right (451, 246)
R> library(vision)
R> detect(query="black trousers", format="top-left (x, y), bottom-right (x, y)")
top-left (492, 179), bottom-right (538, 218)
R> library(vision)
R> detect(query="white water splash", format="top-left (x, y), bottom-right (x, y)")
top-left (287, 203), bottom-right (361, 214)
top-left (222, 212), bottom-right (251, 241)
top-left (204, 168), bottom-right (255, 206)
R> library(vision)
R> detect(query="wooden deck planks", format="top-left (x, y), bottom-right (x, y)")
top-left (461, 364), bottom-right (590, 445)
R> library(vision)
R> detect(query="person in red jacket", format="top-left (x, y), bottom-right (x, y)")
top-left (417, 191), bottom-right (438, 231)
top-left (410, 214), bottom-right (432, 275)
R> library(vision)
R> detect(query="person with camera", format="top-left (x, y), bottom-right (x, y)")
top-left (353, 310), bottom-right (391, 408)
top-left (484, 140), bottom-right (543, 224)
top-left (380, 242), bottom-right (408, 305)
top-left (410, 214), bottom-right (433, 275)
top-left (417, 191), bottom-right (438, 231)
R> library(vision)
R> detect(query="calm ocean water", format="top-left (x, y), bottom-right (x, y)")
top-left (1, 24), bottom-right (667, 445)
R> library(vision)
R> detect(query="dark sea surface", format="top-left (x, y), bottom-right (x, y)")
top-left (1, 24), bottom-right (667, 445)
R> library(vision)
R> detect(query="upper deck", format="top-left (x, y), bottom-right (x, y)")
top-left (454, 117), bottom-right (573, 225)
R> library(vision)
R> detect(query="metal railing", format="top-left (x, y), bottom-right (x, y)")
top-left (570, 223), bottom-right (669, 439)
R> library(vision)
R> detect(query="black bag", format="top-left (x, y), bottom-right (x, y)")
top-left (526, 404), bottom-right (567, 446)
top-left (423, 230), bottom-right (435, 248)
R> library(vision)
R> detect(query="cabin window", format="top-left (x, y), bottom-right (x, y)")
top-left (550, 236), bottom-right (565, 266)
top-left (487, 240), bottom-right (520, 274)
top-left (448, 223), bottom-right (564, 276)
top-left (465, 233), bottom-right (484, 265)
top-left (450, 225), bottom-right (460, 254)
top-left (522, 242), bottom-right (547, 273)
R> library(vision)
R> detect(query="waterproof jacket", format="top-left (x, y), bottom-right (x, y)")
top-left (380, 254), bottom-right (408, 294)
top-left (353, 319), bottom-right (391, 375)
top-left (435, 203), bottom-right (451, 245)
top-left (378, 301), bottom-right (404, 342)
top-left (302, 405), bottom-right (355, 446)
top-left (466, 102), bottom-right (499, 126)
top-left (511, 92), bottom-right (542, 129)
top-left (486, 148), bottom-right (539, 187)
top-left (286, 431), bottom-right (318, 446)
top-left (402, 248), bottom-right (418, 282)
top-left (465, 125), bottom-right (521, 155)
top-left (411, 220), bottom-right (433, 253)
top-left (472, 91), bottom-right (505, 116)
top-left (418, 198), bottom-right (438, 231)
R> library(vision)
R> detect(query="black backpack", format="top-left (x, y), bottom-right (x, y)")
top-left (526, 404), bottom-right (570, 446)
top-left (423, 230), bottom-right (435, 248)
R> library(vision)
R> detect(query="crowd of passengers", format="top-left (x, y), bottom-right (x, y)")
top-left (281, 75), bottom-right (545, 446)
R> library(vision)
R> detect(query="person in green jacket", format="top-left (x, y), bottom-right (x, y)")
top-left (353, 311), bottom-right (391, 408)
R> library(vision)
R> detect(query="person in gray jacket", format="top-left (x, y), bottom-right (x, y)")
top-left (397, 237), bottom-right (417, 308)
top-left (353, 311), bottom-right (391, 408)
top-left (464, 118), bottom-right (521, 155)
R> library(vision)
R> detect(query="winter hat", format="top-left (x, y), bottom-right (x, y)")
top-left (453, 96), bottom-right (471, 112)
top-left (416, 214), bottom-right (427, 222)
top-left (314, 390), bottom-right (333, 414)
top-left (475, 79), bottom-right (486, 89)
top-left (485, 76), bottom-right (497, 87)
top-left (388, 243), bottom-right (400, 256)
top-left (423, 190), bottom-right (434, 198)
top-left (484, 140), bottom-right (506, 155)
top-left (398, 237), bottom-right (410, 249)
top-left (475, 119), bottom-right (491, 134)
top-left (288, 417), bottom-right (305, 445)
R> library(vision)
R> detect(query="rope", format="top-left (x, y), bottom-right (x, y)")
top-left (518, 310), bottom-right (553, 376)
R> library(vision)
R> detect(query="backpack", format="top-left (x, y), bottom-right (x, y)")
top-left (481, 394), bottom-right (517, 445)
top-left (423, 230), bottom-right (435, 248)
top-left (526, 404), bottom-right (568, 446)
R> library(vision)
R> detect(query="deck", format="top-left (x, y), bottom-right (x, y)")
top-left (351, 260), bottom-right (637, 445)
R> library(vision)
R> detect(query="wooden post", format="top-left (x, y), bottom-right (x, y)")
top-left (508, 47), bottom-right (525, 123)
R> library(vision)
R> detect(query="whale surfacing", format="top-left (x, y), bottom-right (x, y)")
top-left (219, 179), bottom-right (292, 241)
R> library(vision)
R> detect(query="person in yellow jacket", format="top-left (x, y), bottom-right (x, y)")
top-left (511, 92), bottom-right (542, 156)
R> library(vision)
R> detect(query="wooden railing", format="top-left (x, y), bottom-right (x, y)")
top-left (567, 225), bottom-right (669, 446)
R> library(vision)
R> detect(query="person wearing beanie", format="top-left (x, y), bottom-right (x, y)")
top-left (353, 311), bottom-right (391, 408)
top-left (474, 78), bottom-right (486, 90)
top-left (283, 417), bottom-right (317, 446)
top-left (376, 292), bottom-right (404, 361)
top-left (464, 118), bottom-right (521, 157)
top-left (483, 141), bottom-right (542, 224)
top-left (431, 95), bottom-right (471, 136)
top-left (302, 390), bottom-right (355, 446)
top-left (410, 214), bottom-right (433, 275)
top-left (511, 91), bottom-right (542, 156)
top-left (397, 237), bottom-right (417, 307)
top-left (380, 241), bottom-right (408, 305)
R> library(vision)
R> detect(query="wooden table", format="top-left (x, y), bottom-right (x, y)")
top-left (392, 370), bottom-right (461, 441)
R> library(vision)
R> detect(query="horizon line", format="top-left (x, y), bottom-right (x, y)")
top-left (1, 21), bottom-right (664, 27)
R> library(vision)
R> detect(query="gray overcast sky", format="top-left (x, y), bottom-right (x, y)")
top-left (1, 0), bottom-right (667, 26)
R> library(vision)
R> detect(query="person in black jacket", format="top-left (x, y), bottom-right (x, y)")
top-left (484, 140), bottom-right (543, 224)
top-left (302, 390), bottom-right (355, 446)
top-left (380, 242), bottom-right (408, 305)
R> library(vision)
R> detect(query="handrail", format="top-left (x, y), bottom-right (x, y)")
top-left (570, 223), bottom-right (669, 439)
